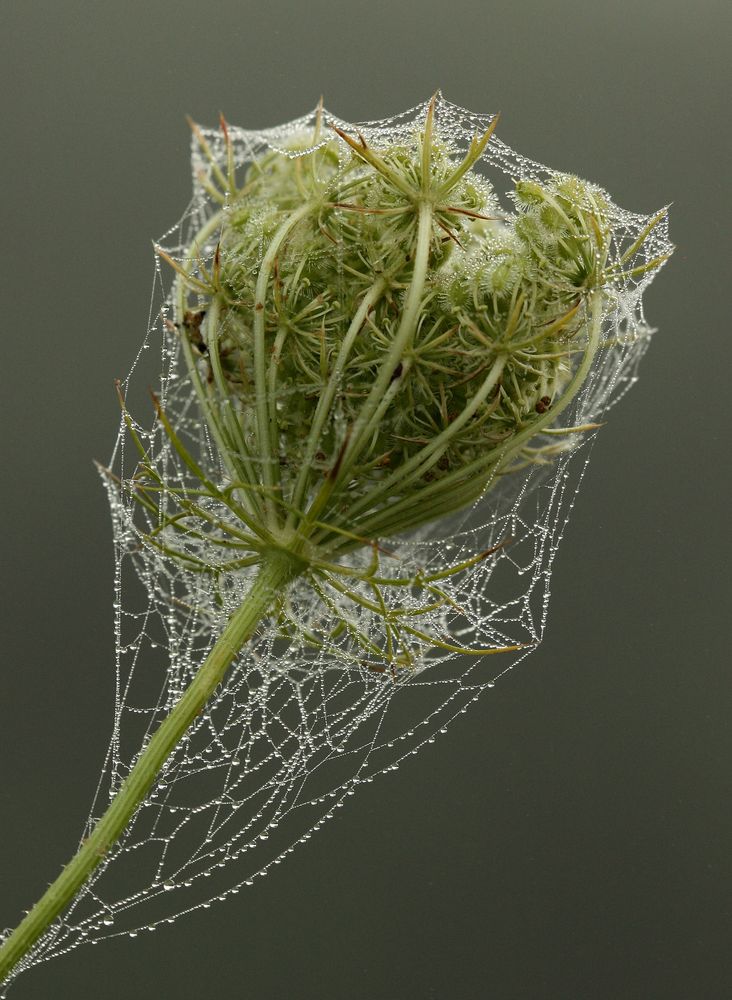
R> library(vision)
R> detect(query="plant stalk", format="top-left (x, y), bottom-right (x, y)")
top-left (0, 552), bottom-right (299, 985)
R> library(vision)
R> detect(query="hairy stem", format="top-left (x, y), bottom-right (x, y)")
top-left (0, 553), bottom-right (299, 986)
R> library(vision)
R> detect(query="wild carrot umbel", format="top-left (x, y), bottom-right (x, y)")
top-left (0, 94), bottom-right (671, 991)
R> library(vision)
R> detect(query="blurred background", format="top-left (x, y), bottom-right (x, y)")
top-left (1, 1), bottom-right (729, 997)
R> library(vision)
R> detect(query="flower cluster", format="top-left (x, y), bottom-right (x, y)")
top-left (151, 97), bottom-right (666, 576)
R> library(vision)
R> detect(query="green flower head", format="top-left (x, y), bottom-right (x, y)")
top-left (148, 95), bottom-right (669, 580)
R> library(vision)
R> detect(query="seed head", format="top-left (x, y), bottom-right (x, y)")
top-left (138, 94), bottom-right (670, 610)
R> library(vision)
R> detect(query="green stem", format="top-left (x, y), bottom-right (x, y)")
top-left (252, 202), bottom-right (314, 526)
top-left (327, 199), bottom-right (434, 495)
top-left (174, 212), bottom-right (261, 523)
top-left (286, 276), bottom-right (388, 531)
top-left (204, 295), bottom-right (261, 502)
top-left (174, 249), bottom-right (257, 517)
top-left (0, 553), bottom-right (299, 986)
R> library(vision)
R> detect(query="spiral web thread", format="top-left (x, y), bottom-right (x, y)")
top-left (3, 95), bottom-right (670, 984)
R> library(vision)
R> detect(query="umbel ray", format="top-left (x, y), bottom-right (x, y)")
top-left (0, 93), bottom-right (671, 992)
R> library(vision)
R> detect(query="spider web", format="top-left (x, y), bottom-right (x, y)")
top-left (0, 94), bottom-right (671, 990)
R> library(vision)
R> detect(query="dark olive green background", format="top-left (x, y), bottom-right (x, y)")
top-left (1, 1), bottom-right (729, 998)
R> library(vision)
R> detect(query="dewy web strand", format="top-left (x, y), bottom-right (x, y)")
top-left (0, 94), bottom-right (671, 992)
